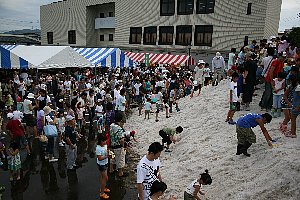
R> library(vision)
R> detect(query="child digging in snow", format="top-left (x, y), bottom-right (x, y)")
top-left (184, 170), bottom-right (212, 200)
top-left (159, 126), bottom-right (183, 152)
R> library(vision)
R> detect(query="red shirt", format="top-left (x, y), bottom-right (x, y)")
top-left (6, 120), bottom-right (25, 138)
top-left (265, 59), bottom-right (284, 83)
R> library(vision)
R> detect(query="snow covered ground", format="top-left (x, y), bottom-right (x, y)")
top-left (126, 80), bottom-right (300, 200)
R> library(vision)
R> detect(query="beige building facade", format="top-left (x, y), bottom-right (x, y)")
top-left (40, 0), bottom-right (282, 52)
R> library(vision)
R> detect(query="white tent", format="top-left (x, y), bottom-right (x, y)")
top-left (1, 45), bottom-right (93, 69)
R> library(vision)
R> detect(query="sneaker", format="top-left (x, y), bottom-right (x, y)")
top-left (0, 161), bottom-right (3, 166)
top-left (165, 149), bottom-right (172, 152)
top-left (44, 155), bottom-right (50, 160)
top-left (58, 142), bottom-right (64, 147)
top-left (62, 140), bottom-right (66, 144)
top-left (49, 158), bottom-right (58, 162)
top-left (100, 193), bottom-right (109, 199)
top-left (228, 121), bottom-right (237, 125)
top-left (155, 120), bottom-right (159, 122)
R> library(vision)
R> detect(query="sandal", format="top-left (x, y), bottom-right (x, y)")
top-left (100, 193), bottom-right (110, 199)
top-left (285, 133), bottom-right (297, 138)
top-left (104, 188), bottom-right (110, 193)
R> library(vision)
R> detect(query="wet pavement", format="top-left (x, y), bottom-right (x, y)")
top-left (0, 126), bottom-right (137, 200)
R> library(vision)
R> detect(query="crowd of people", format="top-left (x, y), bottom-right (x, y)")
top-left (0, 33), bottom-right (299, 199)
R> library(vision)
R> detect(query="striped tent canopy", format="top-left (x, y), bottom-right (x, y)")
top-left (74, 48), bottom-right (134, 68)
top-left (124, 52), bottom-right (196, 66)
top-left (1, 45), bottom-right (93, 69)
top-left (0, 46), bottom-right (33, 69)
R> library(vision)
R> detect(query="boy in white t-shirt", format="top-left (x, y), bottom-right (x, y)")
top-left (226, 72), bottom-right (239, 125)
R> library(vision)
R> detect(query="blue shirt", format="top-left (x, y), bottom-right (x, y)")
top-left (237, 113), bottom-right (263, 128)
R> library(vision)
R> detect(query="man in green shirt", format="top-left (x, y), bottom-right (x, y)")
top-left (159, 126), bottom-right (183, 152)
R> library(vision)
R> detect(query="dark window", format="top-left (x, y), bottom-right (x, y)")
top-left (109, 34), bottom-right (114, 41)
top-left (160, 0), bottom-right (175, 16)
top-left (143, 26), bottom-right (157, 45)
top-left (109, 12), bottom-right (114, 17)
top-left (247, 3), bottom-right (252, 15)
top-left (68, 30), bottom-right (76, 44)
top-left (159, 26), bottom-right (174, 45)
top-left (100, 13), bottom-right (105, 18)
top-left (244, 36), bottom-right (249, 46)
top-left (177, 0), bottom-right (194, 15)
top-left (100, 35), bottom-right (104, 41)
top-left (194, 25), bottom-right (213, 46)
top-left (129, 27), bottom-right (142, 44)
top-left (196, 0), bottom-right (215, 14)
top-left (176, 25), bottom-right (192, 46)
top-left (47, 32), bottom-right (53, 44)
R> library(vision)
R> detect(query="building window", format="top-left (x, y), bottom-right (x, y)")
top-left (109, 34), bottom-right (114, 41)
top-left (177, 0), bottom-right (194, 15)
top-left (68, 30), bottom-right (76, 44)
top-left (196, 0), bottom-right (215, 14)
top-left (47, 32), bottom-right (53, 44)
top-left (176, 25), bottom-right (192, 46)
top-left (129, 27), bottom-right (142, 44)
top-left (100, 35), bottom-right (104, 41)
top-left (109, 12), bottom-right (114, 17)
top-left (159, 26), bottom-right (174, 45)
top-left (194, 25), bottom-right (213, 46)
top-left (100, 13), bottom-right (105, 18)
top-left (144, 26), bottom-right (157, 45)
top-left (160, 0), bottom-right (175, 16)
top-left (247, 3), bottom-right (252, 15)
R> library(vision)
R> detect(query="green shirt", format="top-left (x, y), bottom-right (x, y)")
top-left (162, 128), bottom-right (176, 136)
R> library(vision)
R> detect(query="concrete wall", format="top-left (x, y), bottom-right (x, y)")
top-left (41, 0), bottom-right (282, 51)
top-left (264, 0), bottom-right (282, 39)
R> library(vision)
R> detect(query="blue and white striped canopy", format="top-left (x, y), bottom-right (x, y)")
top-left (1, 45), bottom-right (17, 51)
top-left (0, 46), bottom-right (30, 69)
top-left (74, 48), bottom-right (134, 68)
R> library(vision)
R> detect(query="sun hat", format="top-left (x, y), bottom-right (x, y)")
top-left (198, 60), bottom-right (205, 64)
top-left (27, 93), bottom-right (35, 99)
top-left (216, 52), bottom-right (221, 57)
top-left (43, 106), bottom-right (54, 115)
top-left (65, 115), bottom-right (75, 122)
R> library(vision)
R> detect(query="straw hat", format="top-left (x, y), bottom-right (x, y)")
top-left (43, 106), bottom-right (54, 115)
top-left (27, 93), bottom-right (35, 99)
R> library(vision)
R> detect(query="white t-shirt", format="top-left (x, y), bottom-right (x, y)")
top-left (134, 83), bottom-right (142, 95)
top-left (185, 179), bottom-right (201, 196)
top-left (37, 95), bottom-right (51, 104)
top-left (273, 78), bottom-right (285, 96)
top-left (194, 66), bottom-right (201, 80)
top-left (23, 99), bottom-right (33, 114)
top-left (87, 95), bottom-right (95, 107)
top-left (114, 89), bottom-right (120, 100)
top-left (229, 81), bottom-right (238, 102)
top-left (155, 92), bottom-right (163, 104)
top-left (64, 81), bottom-right (71, 90)
top-left (95, 105), bottom-right (103, 117)
top-left (144, 102), bottom-right (152, 111)
top-left (96, 145), bottom-right (108, 166)
top-left (117, 95), bottom-right (126, 111)
top-left (137, 155), bottom-right (161, 200)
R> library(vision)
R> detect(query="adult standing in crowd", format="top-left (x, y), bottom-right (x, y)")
top-left (212, 52), bottom-right (226, 86)
top-left (260, 53), bottom-right (286, 111)
top-left (243, 53), bottom-right (258, 111)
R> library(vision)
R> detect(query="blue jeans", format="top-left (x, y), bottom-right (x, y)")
top-left (273, 94), bottom-right (283, 109)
